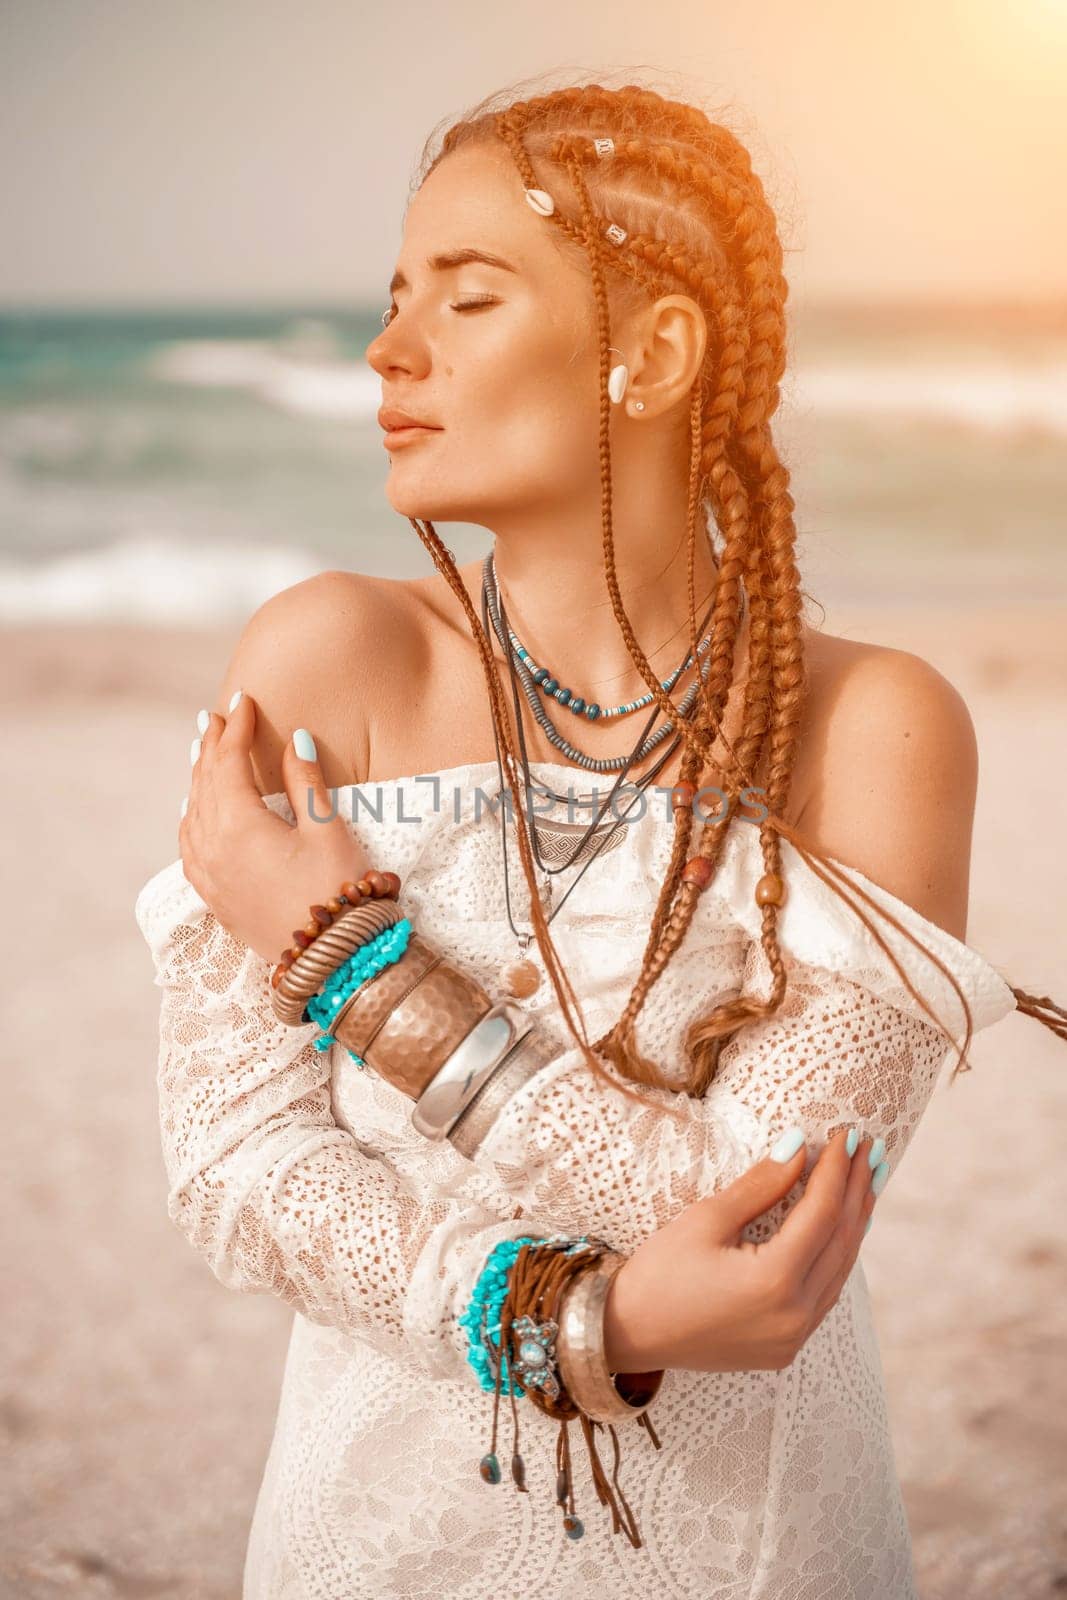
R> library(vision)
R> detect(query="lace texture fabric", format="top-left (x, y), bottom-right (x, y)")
top-left (134, 759), bottom-right (1016, 1600)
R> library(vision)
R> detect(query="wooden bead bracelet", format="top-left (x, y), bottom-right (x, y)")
top-left (270, 870), bottom-right (402, 991)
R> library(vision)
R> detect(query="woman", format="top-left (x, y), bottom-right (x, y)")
top-left (134, 81), bottom-right (1063, 1598)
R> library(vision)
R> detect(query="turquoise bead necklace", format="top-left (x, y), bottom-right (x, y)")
top-left (493, 550), bottom-right (713, 723)
top-left (482, 549), bottom-right (726, 773)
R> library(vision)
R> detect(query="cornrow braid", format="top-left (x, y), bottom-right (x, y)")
top-left (402, 77), bottom-right (1065, 1107)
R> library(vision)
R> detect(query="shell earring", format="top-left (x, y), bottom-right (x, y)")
top-left (607, 346), bottom-right (644, 412)
top-left (607, 345), bottom-right (629, 406)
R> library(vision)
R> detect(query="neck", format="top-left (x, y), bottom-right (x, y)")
top-left (488, 514), bottom-right (724, 705)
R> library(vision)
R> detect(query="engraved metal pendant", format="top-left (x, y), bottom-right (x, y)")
top-left (510, 1313), bottom-right (563, 1403)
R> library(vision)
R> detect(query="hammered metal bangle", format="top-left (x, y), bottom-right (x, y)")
top-left (445, 1023), bottom-right (560, 1158)
top-left (270, 899), bottom-right (404, 1027)
top-left (332, 935), bottom-right (493, 1099)
top-left (410, 999), bottom-right (534, 1142)
top-left (554, 1250), bottom-right (665, 1423)
top-left (328, 932), bottom-right (453, 1054)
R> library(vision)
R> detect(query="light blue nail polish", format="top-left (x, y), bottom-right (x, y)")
top-left (293, 727), bottom-right (317, 762)
top-left (871, 1160), bottom-right (890, 1198)
top-left (770, 1125), bottom-right (805, 1163)
top-left (845, 1127), bottom-right (859, 1158)
top-left (179, 795), bottom-right (188, 820)
top-left (864, 1216), bottom-right (873, 1236)
top-left (196, 708), bottom-right (210, 735)
top-left (228, 688), bottom-right (243, 712)
top-left (190, 736), bottom-right (201, 766)
top-left (868, 1136), bottom-right (886, 1170)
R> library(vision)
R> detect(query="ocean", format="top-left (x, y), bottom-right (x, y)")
top-left (1, 303), bottom-right (1064, 623)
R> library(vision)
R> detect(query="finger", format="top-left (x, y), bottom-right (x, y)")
top-left (765, 1126), bottom-right (853, 1271)
top-left (803, 1136), bottom-right (877, 1316)
top-left (702, 1134), bottom-right (809, 1248)
top-left (283, 726), bottom-right (335, 830)
top-left (210, 690), bottom-right (264, 811)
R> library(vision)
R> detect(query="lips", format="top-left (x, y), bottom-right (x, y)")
top-left (377, 407), bottom-right (442, 432)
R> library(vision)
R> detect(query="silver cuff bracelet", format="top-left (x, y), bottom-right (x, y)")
top-left (444, 1021), bottom-right (560, 1158)
top-left (410, 999), bottom-right (535, 1143)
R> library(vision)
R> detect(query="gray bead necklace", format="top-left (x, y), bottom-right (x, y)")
top-left (482, 550), bottom-right (718, 774)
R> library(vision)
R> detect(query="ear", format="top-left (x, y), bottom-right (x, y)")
top-left (626, 294), bottom-right (708, 417)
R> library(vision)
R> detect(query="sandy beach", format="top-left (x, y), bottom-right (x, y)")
top-left (3, 602), bottom-right (1065, 1599)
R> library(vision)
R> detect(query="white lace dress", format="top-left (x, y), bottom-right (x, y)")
top-left (133, 759), bottom-right (1016, 1600)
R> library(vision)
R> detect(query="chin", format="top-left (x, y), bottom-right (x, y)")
top-left (384, 481), bottom-right (472, 524)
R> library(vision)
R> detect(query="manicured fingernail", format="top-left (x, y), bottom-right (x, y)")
top-left (868, 1136), bottom-right (886, 1170)
top-left (864, 1216), bottom-right (873, 1236)
top-left (871, 1160), bottom-right (890, 1198)
top-left (770, 1125), bottom-right (805, 1163)
top-left (190, 736), bottom-right (201, 766)
top-left (845, 1127), bottom-right (860, 1158)
top-left (228, 688), bottom-right (243, 711)
top-left (179, 795), bottom-right (188, 819)
top-left (196, 707), bottom-right (210, 735)
top-left (293, 727), bottom-right (317, 761)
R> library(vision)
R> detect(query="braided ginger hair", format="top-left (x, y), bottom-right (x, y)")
top-left (391, 76), bottom-right (1066, 1122)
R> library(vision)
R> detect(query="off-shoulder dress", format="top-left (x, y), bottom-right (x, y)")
top-left (133, 759), bottom-right (1016, 1600)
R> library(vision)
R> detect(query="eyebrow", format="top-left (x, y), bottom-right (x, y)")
top-left (389, 248), bottom-right (520, 295)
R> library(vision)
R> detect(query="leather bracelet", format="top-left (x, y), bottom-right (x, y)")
top-left (445, 1023), bottom-right (560, 1158)
top-left (410, 999), bottom-right (533, 1141)
top-left (554, 1250), bottom-right (664, 1424)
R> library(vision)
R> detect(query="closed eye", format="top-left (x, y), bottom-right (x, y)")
top-left (380, 294), bottom-right (499, 329)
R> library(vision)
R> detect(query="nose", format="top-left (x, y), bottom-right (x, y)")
top-left (365, 321), bottom-right (428, 382)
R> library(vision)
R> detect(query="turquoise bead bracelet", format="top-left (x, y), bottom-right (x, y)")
top-left (460, 1233), bottom-right (592, 1396)
top-left (306, 917), bottom-right (413, 1062)
top-left (461, 1236), bottom-right (540, 1398)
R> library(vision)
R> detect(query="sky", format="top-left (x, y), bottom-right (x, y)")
top-left (2, 0), bottom-right (1065, 309)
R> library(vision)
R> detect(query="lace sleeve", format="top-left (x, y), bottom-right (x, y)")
top-left (470, 955), bottom-right (953, 1254)
top-left (134, 859), bottom-right (550, 1381)
top-left (463, 854), bottom-right (1018, 1256)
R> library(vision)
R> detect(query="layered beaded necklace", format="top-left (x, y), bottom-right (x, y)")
top-left (480, 551), bottom-right (739, 999)
top-left (482, 550), bottom-right (716, 774)
top-left (499, 557), bottom-right (715, 725)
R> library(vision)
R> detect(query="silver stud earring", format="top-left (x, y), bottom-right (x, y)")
top-left (633, 401), bottom-right (645, 412)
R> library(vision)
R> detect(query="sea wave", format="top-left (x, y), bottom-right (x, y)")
top-left (149, 339), bottom-right (1067, 435)
top-left (148, 340), bottom-right (381, 421)
top-left (797, 361), bottom-right (1067, 434)
top-left (0, 534), bottom-right (321, 623)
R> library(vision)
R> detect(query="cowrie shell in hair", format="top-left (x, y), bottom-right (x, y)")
top-left (607, 363), bottom-right (629, 404)
top-left (593, 137), bottom-right (615, 158)
top-left (604, 222), bottom-right (628, 246)
top-left (525, 188), bottom-right (555, 216)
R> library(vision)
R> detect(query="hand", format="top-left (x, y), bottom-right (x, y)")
top-left (602, 1127), bottom-right (878, 1373)
top-left (179, 695), bottom-right (373, 966)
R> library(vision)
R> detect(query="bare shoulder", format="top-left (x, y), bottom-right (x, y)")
top-left (796, 628), bottom-right (979, 940)
top-left (209, 568), bottom-right (425, 796)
